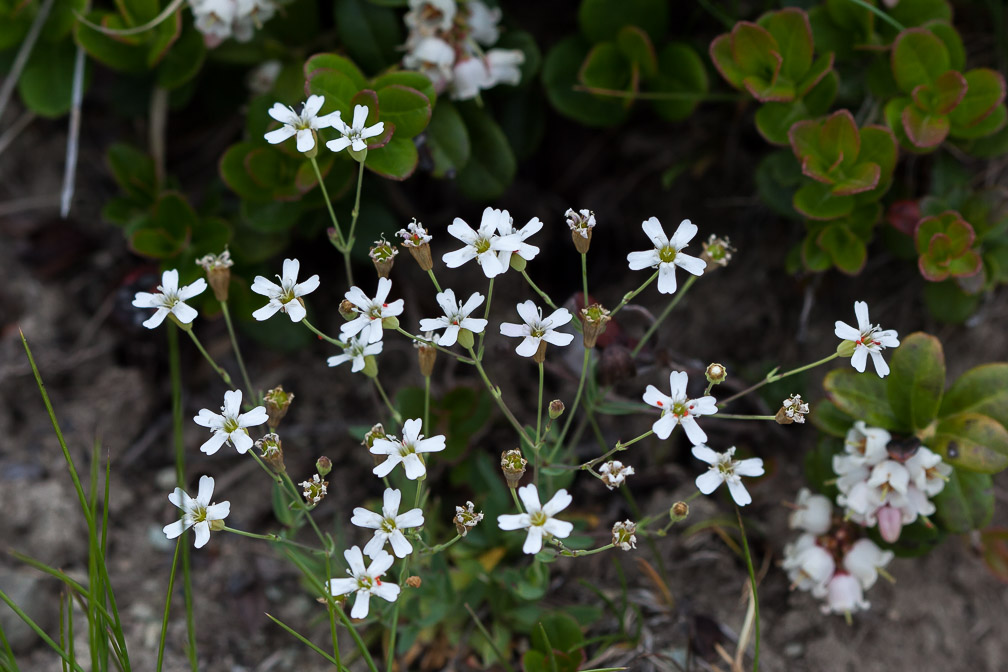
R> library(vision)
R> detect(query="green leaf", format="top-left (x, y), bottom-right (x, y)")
top-left (940, 363), bottom-right (1008, 428)
top-left (902, 104), bottom-right (949, 149)
top-left (616, 25), bottom-right (657, 78)
top-left (17, 39), bottom-right (82, 118)
top-left (886, 332), bottom-right (945, 431)
top-left (371, 71), bottom-right (436, 107)
top-left (73, 11), bottom-right (149, 74)
top-left (304, 52), bottom-right (367, 89)
top-left (155, 18), bottom-right (205, 90)
top-left (933, 469), bottom-right (994, 533)
top-left (709, 33), bottom-right (745, 89)
top-left (220, 143), bottom-right (276, 203)
top-left (929, 70), bottom-right (967, 114)
top-left (755, 72), bottom-right (837, 146)
top-left (758, 7), bottom-right (813, 83)
top-left (376, 84), bottom-right (431, 139)
top-left (857, 125), bottom-right (898, 179)
top-left (241, 199), bottom-right (303, 233)
top-left (801, 229), bottom-right (833, 271)
top-left (891, 28), bottom-right (949, 93)
top-left (365, 136), bottom-right (418, 180)
top-left (129, 192), bottom-right (197, 259)
top-left (811, 399), bottom-right (854, 437)
top-left (425, 100), bottom-right (470, 178)
top-left (731, 22), bottom-right (781, 83)
top-left (307, 68), bottom-right (361, 116)
top-left (950, 103), bottom-right (1007, 141)
top-left (823, 368), bottom-right (902, 430)
top-left (797, 52), bottom-right (835, 98)
top-left (542, 36), bottom-right (629, 127)
top-left (578, 0), bottom-right (668, 45)
top-left (794, 180), bottom-right (854, 220)
top-left (922, 20), bottom-right (965, 72)
top-left (821, 109), bottom-right (860, 167)
top-left (923, 279), bottom-right (981, 323)
top-left (579, 42), bottom-right (633, 94)
top-left (333, 0), bottom-right (402, 75)
top-left (455, 102), bottom-right (516, 200)
top-left (817, 222), bottom-right (866, 273)
top-left (948, 68), bottom-right (1007, 129)
top-left (117, 0), bottom-right (159, 25)
top-left (649, 42), bottom-right (708, 123)
top-left (931, 412), bottom-right (1008, 473)
top-left (107, 143), bottom-right (157, 202)
top-left (832, 162), bottom-right (880, 196)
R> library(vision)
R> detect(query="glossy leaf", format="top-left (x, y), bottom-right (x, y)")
top-left (891, 28), bottom-right (949, 92)
top-left (810, 399), bottom-right (852, 437)
top-left (156, 19), bottom-right (206, 90)
top-left (304, 53), bottom-right (367, 89)
top-left (371, 71), bottom-right (436, 107)
top-left (823, 368), bottom-right (902, 430)
top-left (940, 363), bottom-right (1008, 428)
top-left (902, 104), bottom-right (950, 148)
top-left (950, 103), bottom-right (1007, 141)
top-left (456, 103), bottom-right (516, 200)
top-left (794, 180), bottom-right (854, 220)
top-left (886, 332), bottom-right (945, 431)
top-left (649, 42), bottom-right (708, 122)
top-left (106, 143), bottom-right (157, 202)
top-left (949, 68), bottom-right (1007, 129)
top-left (818, 222), bottom-right (866, 274)
top-left (758, 7), bottom-right (814, 83)
top-left (376, 84), bottom-right (431, 139)
top-left (579, 42), bottom-right (633, 94)
top-left (616, 25), bottom-right (657, 78)
top-left (578, 0), bottom-right (668, 44)
top-left (334, 0), bottom-right (402, 74)
top-left (933, 469), bottom-right (994, 533)
top-left (931, 412), bottom-right (1008, 473)
top-left (365, 136), bottom-right (418, 181)
top-left (543, 36), bottom-right (628, 127)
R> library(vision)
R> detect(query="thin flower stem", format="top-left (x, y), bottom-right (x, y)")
top-left (427, 268), bottom-right (443, 293)
top-left (309, 156), bottom-right (352, 286)
top-left (631, 275), bottom-right (698, 357)
top-left (581, 252), bottom-right (589, 307)
top-left (520, 269), bottom-right (558, 310)
top-left (534, 361), bottom-right (544, 488)
top-left (572, 83), bottom-right (745, 101)
top-left (466, 346), bottom-right (532, 443)
top-left (264, 613), bottom-right (344, 669)
top-left (222, 526), bottom-right (326, 553)
top-left (716, 414), bottom-right (777, 421)
top-left (325, 553), bottom-right (341, 667)
top-left (220, 301), bottom-right (255, 400)
top-left (477, 277), bottom-right (494, 360)
top-left (736, 506), bottom-right (760, 672)
top-left (395, 327), bottom-right (473, 363)
top-left (184, 328), bottom-right (234, 388)
top-left (279, 470), bottom-right (330, 548)
top-left (373, 377), bottom-right (402, 424)
top-left (155, 538), bottom-right (182, 672)
top-left (423, 534), bottom-right (462, 554)
top-left (560, 542), bottom-right (614, 557)
top-left (386, 558), bottom-right (409, 671)
top-left (718, 352), bottom-right (840, 408)
top-left (578, 430), bottom-right (653, 471)
top-left (551, 349), bottom-right (590, 457)
top-left (303, 317), bottom-right (343, 346)
top-left (414, 474), bottom-right (424, 511)
top-left (347, 160), bottom-right (365, 253)
top-left (610, 271), bottom-right (658, 316)
top-left (0, 587), bottom-right (86, 672)
top-left (423, 375), bottom-right (431, 435)
top-left (509, 487), bottom-right (524, 513)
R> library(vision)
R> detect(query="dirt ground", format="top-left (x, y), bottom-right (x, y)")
top-left (3, 28), bottom-right (1008, 672)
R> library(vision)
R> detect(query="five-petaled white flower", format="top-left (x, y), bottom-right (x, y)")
top-left (163, 475), bottom-right (230, 549)
top-left (351, 488), bottom-right (425, 559)
top-left (419, 289), bottom-right (487, 346)
top-left (132, 269), bottom-right (207, 329)
top-left (834, 301), bottom-right (900, 378)
top-left (495, 213), bottom-right (542, 269)
top-left (643, 370), bottom-right (718, 445)
top-left (497, 484), bottom-right (574, 555)
top-left (264, 95), bottom-right (337, 153)
top-left (325, 104), bottom-right (386, 154)
top-left (692, 445), bottom-right (764, 507)
top-left (626, 217), bottom-right (706, 294)
top-left (193, 389), bottom-right (269, 455)
top-left (442, 207), bottom-right (522, 278)
top-left (251, 258), bottom-right (320, 322)
top-left (340, 277), bottom-right (404, 344)
top-left (370, 418), bottom-right (446, 480)
top-left (499, 301), bottom-right (574, 358)
top-left (328, 546), bottom-right (400, 619)
top-left (327, 333), bottom-right (383, 373)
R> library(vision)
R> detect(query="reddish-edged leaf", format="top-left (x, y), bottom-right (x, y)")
top-left (709, 33), bottom-right (745, 88)
top-left (949, 68), bottom-right (1007, 128)
top-left (831, 162), bottom-right (880, 195)
top-left (902, 104), bottom-right (950, 148)
top-left (819, 109), bottom-right (860, 167)
top-left (730, 21), bottom-right (781, 80)
top-left (931, 70), bottom-right (968, 113)
top-left (797, 52), bottom-right (835, 97)
top-left (891, 28), bottom-right (950, 92)
top-left (758, 7), bottom-right (814, 83)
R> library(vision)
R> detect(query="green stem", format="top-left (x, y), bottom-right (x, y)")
top-left (326, 551), bottom-right (341, 668)
top-left (520, 269), bottom-right (558, 310)
top-left (715, 414), bottom-right (777, 421)
top-left (303, 317), bottom-right (343, 346)
top-left (580, 252), bottom-right (589, 307)
top-left (631, 275), bottom-right (698, 357)
top-left (373, 377), bottom-right (402, 424)
top-left (265, 613), bottom-right (344, 669)
top-left (220, 301), bottom-right (255, 400)
top-left (347, 160), bottom-right (365, 252)
top-left (477, 277), bottom-right (494, 359)
top-left (222, 526), bottom-right (327, 553)
top-left (464, 604), bottom-right (516, 672)
top-left (559, 542), bottom-right (614, 557)
top-left (466, 347), bottom-right (532, 442)
top-left (395, 327), bottom-right (473, 363)
top-left (423, 534), bottom-right (462, 555)
top-left (846, 0), bottom-right (905, 30)
top-left (184, 327), bottom-right (233, 388)
top-left (509, 487), bottom-right (524, 512)
top-left (427, 268), bottom-right (443, 293)
top-left (155, 538), bottom-right (182, 672)
top-left (718, 352), bottom-right (840, 408)
top-left (736, 506), bottom-right (760, 672)
top-left (0, 588), bottom-right (86, 672)
top-left (578, 430), bottom-right (653, 471)
top-left (550, 350), bottom-right (590, 458)
top-left (423, 375), bottom-right (431, 435)
top-left (534, 361), bottom-right (544, 487)
top-left (610, 271), bottom-right (658, 316)
top-left (386, 558), bottom-right (409, 671)
top-left (310, 156), bottom-right (352, 286)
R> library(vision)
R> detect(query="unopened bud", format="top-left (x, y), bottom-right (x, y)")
top-left (548, 399), bottom-right (565, 419)
top-left (580, 303), bottom-right (611, 349)
top-left (264, 385), bottom-right (294, 429)
top-left (776, 393), bottom-right (809, 425)
top-left (414, 335), bottom-right (437, 377)
top-left (327, 227), bottom-right (341, 248)
top-left (256, 433), bottom-right (285, 473)
top-left (705, 363), bottom-right (727, 385)
top-left (196, 250), bottom-right (233, 302)
top-left (405, 576), bottom-right (422, 588)
top-left (670, 501), bottom-right (689, 522)
top-left (339, 299), bottom-right (357, 320)
top-left (381, 315), bottom-right (399, 331)
top-left (453, 501), bottom-right (484, 537)
top-left (700, 234), bottom-right (734, 272)
top-left (209, 518), bottom-right (226, 532)
top-left (611, 520), bottom-right (637, 551)
top-left (363, 424), bottom-right (387, 468)
top-left (316, 456), bottom-right (332, 477)
top-left (501, 449), bottom-right (527, 488)
top-left (369, 236), bottom-right (398, 278)
top-left (598, 344), bottom-right (636, 386)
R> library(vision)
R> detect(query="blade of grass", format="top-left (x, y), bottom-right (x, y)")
top-left (0, 619), bottom-right (19, 671)
top-left (0, 588), bottom-right (86, 672)
top-left (264, 613), bottom-right (348, 670)
top-left (464, 604), bottom-right (514, 672)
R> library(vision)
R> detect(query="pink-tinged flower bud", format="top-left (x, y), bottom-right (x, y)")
top-left (876, 505), bottom-right (903, 543)
top-left (316, 456), bottom-right (332, 478)
top-left (548, 399), bottom-right (565, 420)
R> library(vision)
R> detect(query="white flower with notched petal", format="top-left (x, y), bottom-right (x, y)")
top-left (495, 214), bottom-right (542, 269)
top-left (352, 488), bottom-right (425, 559)
top-left (327, 333), bottom-right (383, 373)
top-left (499, 301), bottom-right (574, 358)
top-left (626, 217), bottom-right (706, 294)
top-left (419, 289), bottom-right (487, 346)
top-left (497, 484), bottom-right (574, 554)
top-left (326, 104), bottom-right (386, 155)
top-left (193, 389), bottom-right (269, 455)
top-left (442, 207), bottom-right (522, 278)
top-left (263, 95), bottom-right (337, 153)
top-left (328, 546), bottom-right (400, 619)
top-left (692, 445), bottom-right (764, 506)
top-left (163, 475), bottom-right (230, 549)
top-left (340, 277), bottom-right (404, 345)
top-left (132, 269), bottom-right (207, 329)
top-left (251, 258), bottom-right (320, 322)
top-left (370, 418), bottom-right (446, 480)
top-left (834, 301), bottom-right (900, 377)
top-left (643, 370), bottom-right (718, 445)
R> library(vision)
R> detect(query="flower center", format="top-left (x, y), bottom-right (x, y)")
top-left (475, 237), bottom-right (492, 254)
top-left (398, 442), bottom-right (416, 458)
top-left (529, 511), bottom-right (548, 526)
top-left (380, 517), bottom-right (396, 533)
top-left (190, 504), bottom-right (208, 524)
top-left (357, 575), bottom-right (373, 591)
top-left (671, 401), bottom-right (688, 418)
top-left (223, 418), bottom-right (240, 433)
top-left (531, 327), bottom-right (545, 338)
top-left (658, 245), bottom-right (678, 264)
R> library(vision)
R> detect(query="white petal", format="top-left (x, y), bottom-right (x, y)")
top-left (642, 385), bottom-right (672, 409)
top-left (329, 578), bottom-right (357, 596)
top-left (368, 550), bottom-right (395, 576)
top-left (264, 126), bottom-right (297, 145)
top-left (371, 581), bottom-right (400, 602)
top-left (442, 246), bottom-right (477, 268)
top-left (544, 307), bottom-right (572, 328)
top-left (514, 336), bottom-right (540, 358)
top-left (284, 300), bottom-right (307, 323)
top-left (361, 122), bottom-right (385, 140)
top-left (656, 263), bottom-right (677, 294)
top-left (691, 444), bottom-right (720, 465)
top-left (239, 406), bottom-right (269, 428)
top-left (834, 320), bottom-right (861, 341)
top-left (542, 330), bottom-right (573, 347)
top-left (695, 470), bottom-right (724, 495)
top-left (437, 324), bottom-right (460, 346)
top-left (192, 521), bottom-right (211, 548)
top-left (372, 456), bottom-right (400, 478)
top-left (851, 347), bottom-right (868, 373)
top-left (499, 322), bottom-right (526, 338)
top-left (395, 508), bottom-right (424, 528)
top-left (869, 350), bottom-right (890, 378)
top-left (735, 457), bottom-right (765, 477)
top-left (640, 217), bottom-right (668, 248)
top-left (460, 292), bottom-right (485, 316)
top-left (382, 488), bottom-right (402, 517)
top-left (542, 518), bottom-right (573, 538)
top-left (669, 218), bottom-right (698, 249)
top-left (517, 484), bottom-right (542, 513)
top-left (199, 431), bottom-right (229, 455)
top-left (388, 530), bottom-right (413, 557)
top-left (196, 475), bottom-right (215, 507)
top-left (351, 508), bottom-right (384, 529)
top-left (651, 413), bottom-right (677, 440)
top-left (522, 526), bottom-right (544, 554)
top-left (163, 520), bottom-right (186, 539)
top-left (267, 102), bottom-right (298, 124)
top-left (627, 250), bottom-right (660, 270)
top-left (668, 371), bottom-right (689, 398)
top-left (251, 276), bottom-right (280, 297)
top-left (515, 300), bottom-right (540, 325)
top-left (363, 534), bottom-right (386, 558)
top-left (435, 289), bottom-right (458, 315)
top-left (141, 308), bottom-right (170, 329)
top-left (231, 431), bottom-right (254, 455)
top-left (205, 501), bottom-right (230, 521)
top-left (294, 274), bottom-right (320, 297)
top-left (252, 302), bottom-right (282, 321)
top-left (680, 416), bottom-right (708, 445)
top-left (327, 137), bottom-right (351, 153)
top-left (541, 489), bottom-right (572, 516)
top-left (673, 253), bottom-right (706, 276)
top-left (352, 104), bottom-right (369, 129)
top-left (177, 278), bottom-right (207, 300)
top-left (349, 592), bottom-right (371, 619)
top-left (344, 546), bottom-right (367, 575)
top-left (476, 250), bottom-right (505, 277)
top-left (295, 129), bottom-right (315, 153)
top-left (303, 95), bottom-right (325, 118)
top-left (854, 301), bottom-right (870, 332)
top-left (446, 218), bottom-right (478, 244)
top-left (497, 513), bottom-right (530, 530)
top-left (402, 453), bottom-right (427, 480)
top-left (727, 479), bottom-right (753, 506)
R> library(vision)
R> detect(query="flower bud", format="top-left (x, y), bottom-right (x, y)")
top-left (196, 250), bottom-right (233, 302)
top-left (548, 399), bottom-right (565, 420)
top-left (301, 474), bottom-right (328, 505)
top-left (705, 362), bottom-right (727, 385)
top-left (580, 303), bottom-right (611, 349)
top-left (405, 576), bottom-right (422, 588)
top-left (700, 234), bottom-right (734, 272)
top-left (670, 501), bottom-right (689, 522)
top-left (316, 456), bottom-right (332, 477)
top-left (611, 520), bottom-right (637, 551)
top-left (264, 385), bottom-right (294, 429)
top-left (339, 299), bottom-right (357, 321)
top-left (369, 236), bottom-right (398, 278)
top-left (397, 219), bottom-right (434, 271)
top-left (363, 424), bottom-right (387, 468)
top-left (414, 335), bottom-right (437, 377)
top-left (500, 449), bottom-right (527, 488)
top-left (566, 208), bottom-right (595, 254)
top-left (209, 518), bottom-right (226, 532)
top-left (456, 328), bottom-right (475, 350)
top-left (876, 505), bottom-right (903, 543)
top-left (256, 433), bottom-right (285, 473)
top-left (598, 344), bottom-right (636, 386)
top-left (453, 501), bottom-right (484, 537)
top-left (776, 393), bottom-right (809, 425)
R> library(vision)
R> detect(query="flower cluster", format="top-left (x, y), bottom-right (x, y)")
top-left (782, 489), bottom-right (894, 618)
top-left (443, 207), bottom-right (538, 278)
top-left (833, 421), bottom-right (951, 542)
top-left (189, 0), bottom-right (277, 46)
top-left (264, 96), bottom-right (385, 159)
top-left (401, 0), bottom-right (524, 100)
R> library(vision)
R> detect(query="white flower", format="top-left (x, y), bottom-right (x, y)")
top-left (404, 0), bottom-right (456, 35)
top-left (497, 484), bottom-right (574, 554)
top-left (485, 49), bottom-right (524, 87)
top-left (190, 0), bottom-right (277, 44)
top-left (370, 418), bottom-right (446, 480)
top-left (352, 488), bottom-right (425, 559)
top-left (565, 208), bottom-right (596, 238)
top-left (843, 539), bottom-right (893, 590)
top-left (397, 218), bottom-right (432, 247)
top-left (264, 95), bottom-right (337, 153)
top-left (340, 277), bottom-right (405, 344)
top-left (599, 461), bottom-right (635, 490)
top-left (454, 501), bottom-right (484, 536)
top-left (781, 394), bottom-right (809, 423)
top-left (301, 474), bottom-right (328, 504)
top-left (904, 446), bottom-right (951, 496)
top-left (789, 488), bottom-right (833, 536)
top-left (402, 37), bottom-right (456, 92)
top-left (325, 104), bottom-right (386, 154)
top-left (193, 389), bottom-right (269, 455)
top-left (327, 333), bottom-right (383, 373)
top-left (328, 546), bottom-right (400, 619)
top-left (251, 258), bottom-right (320, 322)
top-left (692, 445), bottom-right (764, 506)
top-left (495, 214), bottom-right (542, 269)
top-left (834, 301), bottom-right (900, 377)
top-left (467, 0), bottom-right (502, 45)
top-left (163, 475), bottom-right (230, 549)
top-left (442, 207), bottom-right (522, 278)
top-left (626, 217), bottom-right (706, 294)
top-left (782, 533), bottom-right (835, 597)
top-left (132, 269), bottom-right (207, 329)
top-left (499, 301), bottom-right (574, 358)
top-left (643, 370), bottom-right (718, 445)
top-left (450, 56), bottom-right (490, 100)
top-left (419, 289), bottom-right (488, 346)
top-left (821, 573), bottom-right (869, 615)
top-left (611, 520), bottom-right (637, 551)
